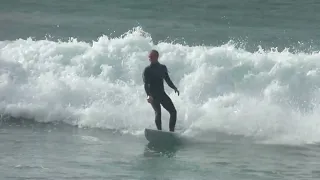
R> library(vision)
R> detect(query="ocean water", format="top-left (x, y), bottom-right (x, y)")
top-left (1, 0), bottom-right (320, 179)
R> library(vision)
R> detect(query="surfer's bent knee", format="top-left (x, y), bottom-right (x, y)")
top-left (170, 108), bottom-right (176, 115)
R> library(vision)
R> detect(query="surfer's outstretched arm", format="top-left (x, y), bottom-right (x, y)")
top-left (163, 66), bottom-right (179, 95)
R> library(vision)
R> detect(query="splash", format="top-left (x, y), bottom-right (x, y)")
top-left (1, 26), bottom-right (320, 145)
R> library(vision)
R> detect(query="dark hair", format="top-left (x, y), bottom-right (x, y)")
top-left (151, 49), bottom-right (159, 57)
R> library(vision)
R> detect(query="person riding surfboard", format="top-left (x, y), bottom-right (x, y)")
top-left (142, 50), bottom-right (179, 132)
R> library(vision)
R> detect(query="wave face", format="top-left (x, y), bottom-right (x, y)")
top-left (1, 27), bottom-right (320, 144)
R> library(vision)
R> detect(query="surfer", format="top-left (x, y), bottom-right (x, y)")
top-left (142, 50), bottom-right (180, 132)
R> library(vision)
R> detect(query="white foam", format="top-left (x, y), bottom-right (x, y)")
top-left (1, 26), bottom-right (320, 145)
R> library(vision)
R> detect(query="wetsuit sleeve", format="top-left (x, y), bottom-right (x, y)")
top-left (163, 66), bottom-right (177, 90)
top-left (143, 67), bottom-right (151, 96)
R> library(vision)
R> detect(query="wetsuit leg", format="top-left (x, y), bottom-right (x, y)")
top-left (150, 98), bottom-right (162, 130)
top-left (160, 93), bottom-right (177, 132)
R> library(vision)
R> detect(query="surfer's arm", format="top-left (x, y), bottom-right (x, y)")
top-left (143, 68), bottom-right (151, 96)
top-left (163, 66), bottom-right (177, 90)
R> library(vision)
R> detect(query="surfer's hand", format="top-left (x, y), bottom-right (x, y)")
top-left (174, 88), bottom-right (179, 96)
top-left (147, 96), bottom-right (153, 103)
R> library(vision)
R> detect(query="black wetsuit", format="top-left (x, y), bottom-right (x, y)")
top-left (143, 62), bottom-right (177, 132)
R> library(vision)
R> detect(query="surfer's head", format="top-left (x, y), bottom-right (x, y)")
top-left (148, 50), bottom-right (159, 63)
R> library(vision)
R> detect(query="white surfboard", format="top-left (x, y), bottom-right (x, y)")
top-left (144, 128), bottom-right (182, 145)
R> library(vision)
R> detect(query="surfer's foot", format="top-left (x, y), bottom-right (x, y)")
top-left (156, 121), bottom-right (162, 130)
top-left (169, 115), bottom-right (176, 132)
top-left (169, 123), bottom-right (175, 132)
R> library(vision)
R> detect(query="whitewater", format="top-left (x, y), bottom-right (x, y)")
top-left (1, 27), bottom-right (320, 146)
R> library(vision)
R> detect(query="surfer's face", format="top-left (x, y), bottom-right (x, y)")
top-left (148, 51), bottom-right (158, 63)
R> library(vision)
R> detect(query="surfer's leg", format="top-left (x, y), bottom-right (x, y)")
top-left (160, 93), bottom-right (177, 132)
top-left (151, 99), bottom-right (162, 130)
